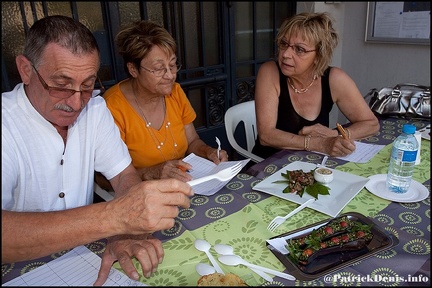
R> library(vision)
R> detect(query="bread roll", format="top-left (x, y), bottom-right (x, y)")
top-left (197, 272), bottom-right (247, 286)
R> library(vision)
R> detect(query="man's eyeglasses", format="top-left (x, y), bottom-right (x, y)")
top-left (140, 63), bottom-right (182, 77)
top-left (31, 64), bottom-right (105, 99)
top-left (278, 40), bottom-right (316, 56)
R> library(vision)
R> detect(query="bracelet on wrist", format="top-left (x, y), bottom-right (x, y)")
top-left (304, 135), bottom-right (312, 151)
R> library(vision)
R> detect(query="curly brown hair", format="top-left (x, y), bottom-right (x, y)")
top-left (115, 20), bottom-right (176, 77)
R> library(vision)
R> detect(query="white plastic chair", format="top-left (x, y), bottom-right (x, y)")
top-left (224, 100), bottom-right (264, 163)
top-left (94, 182), bottom-right (115, 202)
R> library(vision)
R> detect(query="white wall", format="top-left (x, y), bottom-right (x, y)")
top-left (297, 2), bottom-right (430, 126)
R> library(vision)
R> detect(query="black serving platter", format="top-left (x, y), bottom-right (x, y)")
top-left (266, 212), bottom-right (399, 281)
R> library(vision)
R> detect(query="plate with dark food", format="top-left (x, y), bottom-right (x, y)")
top-left (253, 161), bottom-right (369, 217)
top-left (266, 212), bottom-right (399, 281)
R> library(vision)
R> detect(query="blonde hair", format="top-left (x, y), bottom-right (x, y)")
top-left (276, 12), bottom-right (338, 76)
top-left (115, 20), bottom-right (176, 77)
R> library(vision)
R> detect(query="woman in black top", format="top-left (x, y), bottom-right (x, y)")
top-left (253, 12), bottom-right (379, 159)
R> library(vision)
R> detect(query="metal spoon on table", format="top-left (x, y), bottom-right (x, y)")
top-left (214, 244), bottom-right (273, 282)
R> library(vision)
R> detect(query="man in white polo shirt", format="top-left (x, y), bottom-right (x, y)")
top-left (1, 15), bottom-right (193, 285)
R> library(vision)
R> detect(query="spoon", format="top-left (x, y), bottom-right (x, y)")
top-left (214, 244), bottom-right (273, 282)
top-left (194, 239), bottom-right (224, 274)
top-left (196, 263), bottom-right (216, 276)
top-left (320, 155), bottom-right (329, 167)
top-left (218, 255), bottom-right (296, 281)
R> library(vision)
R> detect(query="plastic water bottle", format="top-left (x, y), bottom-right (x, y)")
top-left (386, 124), bottom-right (419, 193)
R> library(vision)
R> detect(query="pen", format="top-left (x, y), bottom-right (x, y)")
top-left (336, 123), bottom-right (349, 140)
top-left (215, 137), bottom-right (221, 159)
top-left (177, 165), bottom-right (189, 172)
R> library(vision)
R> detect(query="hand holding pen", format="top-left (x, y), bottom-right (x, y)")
top-left (336, 123), bottom-right (349, 140)
top-left (212, 137), bottom-right (228, 163)
top-left (336, 123), bottom-right (356, 157)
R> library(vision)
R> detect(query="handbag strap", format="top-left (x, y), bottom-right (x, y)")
top-left (364, 83), bottom-right (431, 104)
top-left (394, 83), bottom-right (430, 92)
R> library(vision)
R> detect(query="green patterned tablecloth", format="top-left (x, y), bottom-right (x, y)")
top-left (113, 139), bottom-right (430, 286)
top-left (2, 118), bottom-right (429, 286)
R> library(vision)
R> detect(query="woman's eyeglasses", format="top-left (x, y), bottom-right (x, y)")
top-left (278, 41), bottom-right (316, 57)
top-left (140, 63), bottom-right (182, 77)
top-left (31, 64), bottom-right (104, 99)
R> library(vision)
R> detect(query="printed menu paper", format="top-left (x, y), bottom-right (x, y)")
top-left (3, 245), bottom-right (146, 286)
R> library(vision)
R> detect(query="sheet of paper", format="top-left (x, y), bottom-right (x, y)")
top-left (336, 141), bottom-right (385, 163)
top-left (183, 153), bottom-right (250, 196)
top-left (3, 246), bottom-right (146, 286)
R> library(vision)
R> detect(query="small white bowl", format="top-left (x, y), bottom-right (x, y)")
top-left (314, 167), bottom-right (334, 184)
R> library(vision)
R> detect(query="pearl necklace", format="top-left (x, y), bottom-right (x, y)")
top-left (133, 91), bottom-right (179, 161)
top-left (288, 75), bottom-right (317, 94)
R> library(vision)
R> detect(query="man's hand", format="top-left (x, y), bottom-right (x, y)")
top-left (94, 234), bottom-right (163, 286)
top-left (111, 178), bottom-right (193, 235)
top-left (93, 178), bottom-right (193, 285)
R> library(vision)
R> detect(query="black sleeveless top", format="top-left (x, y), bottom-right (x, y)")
top-left (252, 63), bottom-right (334, 159)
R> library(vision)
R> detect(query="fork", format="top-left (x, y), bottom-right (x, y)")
top-left (267, 199), bottom-right (315, 232)
top-left (187, 162), bottom-right (242, 186)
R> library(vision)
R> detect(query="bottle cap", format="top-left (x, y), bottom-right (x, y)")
top-left (402, 124), bottom-right (416, 134)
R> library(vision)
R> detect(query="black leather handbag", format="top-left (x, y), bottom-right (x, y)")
top-left (366, 83), bottom-right (430, 119)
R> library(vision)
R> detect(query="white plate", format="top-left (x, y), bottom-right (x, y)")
top-left (365, 174), bottom-right (429, 203)
top-left (252, 161), bottom-right (369, 218)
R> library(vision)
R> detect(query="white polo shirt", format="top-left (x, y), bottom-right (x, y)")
top-left (2, 83), bottom-right (132, 211)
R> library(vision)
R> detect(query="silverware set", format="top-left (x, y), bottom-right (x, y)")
top-left (194, 239), bottom-right (296, 281)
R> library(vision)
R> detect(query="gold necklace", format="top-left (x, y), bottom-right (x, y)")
top-left (288, 75), bottom-right (317, 94)
top-left (132, 91), bottom-right (179, 161)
